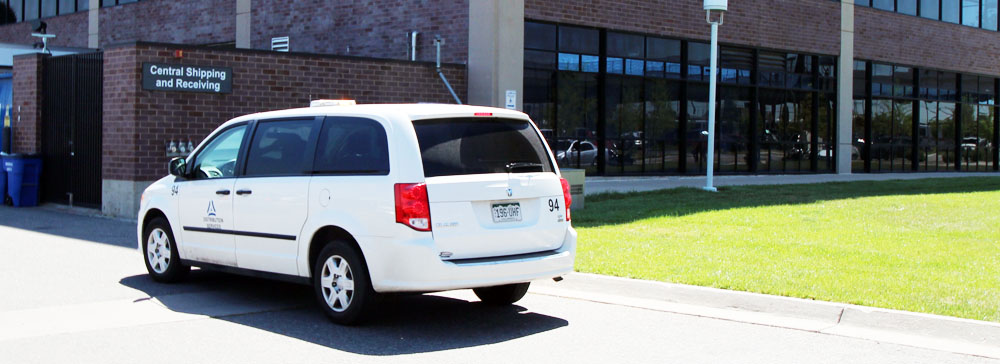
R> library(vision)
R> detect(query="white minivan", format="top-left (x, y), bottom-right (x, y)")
top-left (137, 102), bottom-right (576, 324)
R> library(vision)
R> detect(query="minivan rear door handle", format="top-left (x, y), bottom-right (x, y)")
top-left (216, 189), bottom-right (231, 196)
top-left (236, 189), bottom-right (253, 196)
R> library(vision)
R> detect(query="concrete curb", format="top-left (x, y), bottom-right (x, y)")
top-left (584, 172), bottom-right (1000, 195)
top-left (531, 273), bottom-right (1000, 359)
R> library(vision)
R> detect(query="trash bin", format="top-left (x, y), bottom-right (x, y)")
top-left (0, 153), bottom-right (7, 205)
top-left (3, 154), bottom-right (42, 207)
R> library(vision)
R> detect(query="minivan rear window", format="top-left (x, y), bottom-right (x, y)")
top-left (412, 118), bottom-right (554, 177)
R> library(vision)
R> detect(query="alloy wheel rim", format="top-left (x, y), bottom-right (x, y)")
top-left (320, 255), bottom-right (355, 312)
top-left (146, 228), bottom-right (171, 274)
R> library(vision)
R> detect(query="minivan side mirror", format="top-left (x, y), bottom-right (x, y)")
top-left (168, 157), bottom-right (187, 177)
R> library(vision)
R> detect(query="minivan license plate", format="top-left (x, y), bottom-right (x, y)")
top-left (491, 202), bottom-right (522, 223)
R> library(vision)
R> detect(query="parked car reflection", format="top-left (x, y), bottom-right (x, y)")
top-left (555, 140), bottom-right (620, 167)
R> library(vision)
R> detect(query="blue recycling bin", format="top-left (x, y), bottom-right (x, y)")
top-left (3, 154), bottom-right (42, 207)
top-left (0, 154), bottom-right (6, 204)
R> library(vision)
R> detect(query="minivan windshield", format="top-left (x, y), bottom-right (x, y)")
top-left (412, 117), bottom-right (554, 177)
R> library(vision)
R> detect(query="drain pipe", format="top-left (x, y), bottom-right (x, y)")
top-left (434, 35), bottom-right (462, 105)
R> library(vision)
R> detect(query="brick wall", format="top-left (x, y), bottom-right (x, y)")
top-left (855, 6), bottom-right (1000, 76)
top-left (11, 53), bottom-right (44, 154)
top-left (525, 0), bottom-right (841, 56)
top-left (100, 0), bottom-right (235, 46)
top-left (252, 0), bottom-right (469, 64)
top-left (0, 11), bottom-right (88, 48)
top-left (103, 42), bottom-right (467, 181)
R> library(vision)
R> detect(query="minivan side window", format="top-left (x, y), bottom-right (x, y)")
top-left (312, 117), bottom-right (390, 175)
top-left (190, 125), bottom-right (247, 180)
top-left (244, 119), bottom-right (317, 176)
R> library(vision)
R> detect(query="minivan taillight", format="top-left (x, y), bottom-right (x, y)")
top-left (560, 178), bottom-right (572, 221)
top-left (395, 183), bottom-right (431, 231)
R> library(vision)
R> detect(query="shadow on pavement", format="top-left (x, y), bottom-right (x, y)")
top-left (0, 205), bottom-right (136, 248)
top-left (577, 176), bottom-right (1000, 227)
top-left (120, 271), bottom-right (568, 355)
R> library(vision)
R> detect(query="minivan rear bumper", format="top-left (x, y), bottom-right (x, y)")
top-left (364, 226), bottom-right (576, 293)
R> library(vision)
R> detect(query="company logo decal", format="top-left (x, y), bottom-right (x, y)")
top-left (204, 200), bottom-right (223, 229)
top-left (506, 188), bottom-right (513, 197)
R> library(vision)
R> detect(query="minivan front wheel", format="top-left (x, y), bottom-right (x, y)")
top-left (313, 241), bottom-right (376, 325)
top-left (142, 217), bottom-right (189, 283)
top-left (473, 283), bottom-right (530, 305)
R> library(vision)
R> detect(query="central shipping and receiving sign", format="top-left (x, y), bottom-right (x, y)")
top-left (142, 63), bottom-right (233, 93)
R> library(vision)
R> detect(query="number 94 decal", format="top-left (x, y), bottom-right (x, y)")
top-left (547, 198), bottom-right (560, 212)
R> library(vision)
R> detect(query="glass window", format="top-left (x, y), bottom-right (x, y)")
top-left (625, 59), bottom-right (644, 76)
top-left (581, 55), bottom-right (600, 73)
top-left (873, 0), bottom-right (894, 10)
top-left (978, 77), bottom-right (995, 105)
top-left (524, 69), bottom-right (555, 139)
top-left (119, 0), bottom-right (136, 3)
top-left (854, 61), bottom-right (868, 98)
top-left (818, 56), bottom-right (836, 92)
top-left (41, 0), bottom-right (56, 17)
top-left (192, 125), bottom-right (247, 180)
top-left (872, 63), bottom-right (893, 97)
top-left (525, 22), bottom-right (556, 51)
top-left (525, 50), bottom-right (555, 69)
top-left (894, 66), bottom-right (914, 97)
top-left (856, 0), bottom-right (871, 6)
top-left (715, 87), bottom-right (753, 173)
top-left (920, 0), bottom-right (940, 19)
top-left (313, 117), bottom-right (389, 175)
top-left (647, 37), bottom-right (681, 78)
top-left (646, 61), bottom-right (666, 78)
top-left (720, 47), bottom-right (753, 85)
top-left (557, 72), bottom-right (599, 174)
top-left (102, 0), bottom-right (115, 7)
top-left (24, 0), bottom-right (38, 21)
top-left (688, 42), bottom-right (710, 81)
top-left (557, 53), bottom-right (579, 71)
top-left (8, 0), bottom-right (23, 23)
top-left (920, 69), bottom-right (939, 99)
top-left (77, 0), bottom-right (88, 12)
top-left (870, 99), bottom-right (894, 171)
top-left (983, 0), bottom-right (998, 30)
top-left (244, 119), bottom-right (316, 176)
top-left (606, 57), bottom-right (623, 74)
top-left (961, 74), bottom-right (979, 103)
top-left (59, 0), bottom-right (76, 15)
top-left (607, 32), bottom-right (644, 58)
top-left (558, 26), bottom-right (599, 55)
top-left (963, 0), bottom-right (980, 27)
top-left (943, 0), bottom-right (961, 23)
top-left (645, 79), bottom-right (681, 173)
top-left (939, 71), bottom-right (958, 101)
top-left (786, 54), bottom-right (813, 89)
top-left (898, 0), bottom-right (917, 15)
top-left (413, 118), bottom-right (555, 177)
top-left (758, 52), bottom-right (786, 87)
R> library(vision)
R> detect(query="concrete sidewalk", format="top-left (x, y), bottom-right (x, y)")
top-left (533, 273), bottom-right (1000, 359)
top-left (585, 172), bottom-right (1000, 195)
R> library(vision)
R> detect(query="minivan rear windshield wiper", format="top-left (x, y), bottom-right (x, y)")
top-left (506, 162), bottom-right (544, 173)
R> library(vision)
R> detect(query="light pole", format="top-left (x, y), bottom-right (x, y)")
top-left (703, 0), bottom-right (727, 192)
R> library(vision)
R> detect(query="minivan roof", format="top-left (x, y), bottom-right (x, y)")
top-left (222, 103), bottom-right (530, 128)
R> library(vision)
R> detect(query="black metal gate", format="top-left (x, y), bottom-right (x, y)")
top-left (41, 52), bottom-right (103, 208)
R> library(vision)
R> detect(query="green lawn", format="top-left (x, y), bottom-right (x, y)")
top-left (573, 177), bottom-right (1000, 322)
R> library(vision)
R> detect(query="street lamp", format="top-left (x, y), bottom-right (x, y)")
top-left (703, 0), bottom-right (726, 192)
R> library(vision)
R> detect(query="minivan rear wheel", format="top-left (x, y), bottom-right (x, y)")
top-left (313, 241), bottom-right (376, 325)
top-left (473, 283), bottom-right (530, 305)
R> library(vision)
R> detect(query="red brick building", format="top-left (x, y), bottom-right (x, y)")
top-left (0, 0), bottom-right (997, 217)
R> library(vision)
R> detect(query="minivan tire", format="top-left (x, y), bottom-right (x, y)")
top-left (142, 217), bottom-right (190, 283)
top-left (473, 283), bottom-right (530, 305)
top-left (313, 241), bottom-right (377, 325)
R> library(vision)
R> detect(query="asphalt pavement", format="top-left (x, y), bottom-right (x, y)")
top-left (0, 205), bottom-right (998, 363)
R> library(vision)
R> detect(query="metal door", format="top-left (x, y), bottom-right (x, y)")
top-left (41, 52), bottom-right (103, 208)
